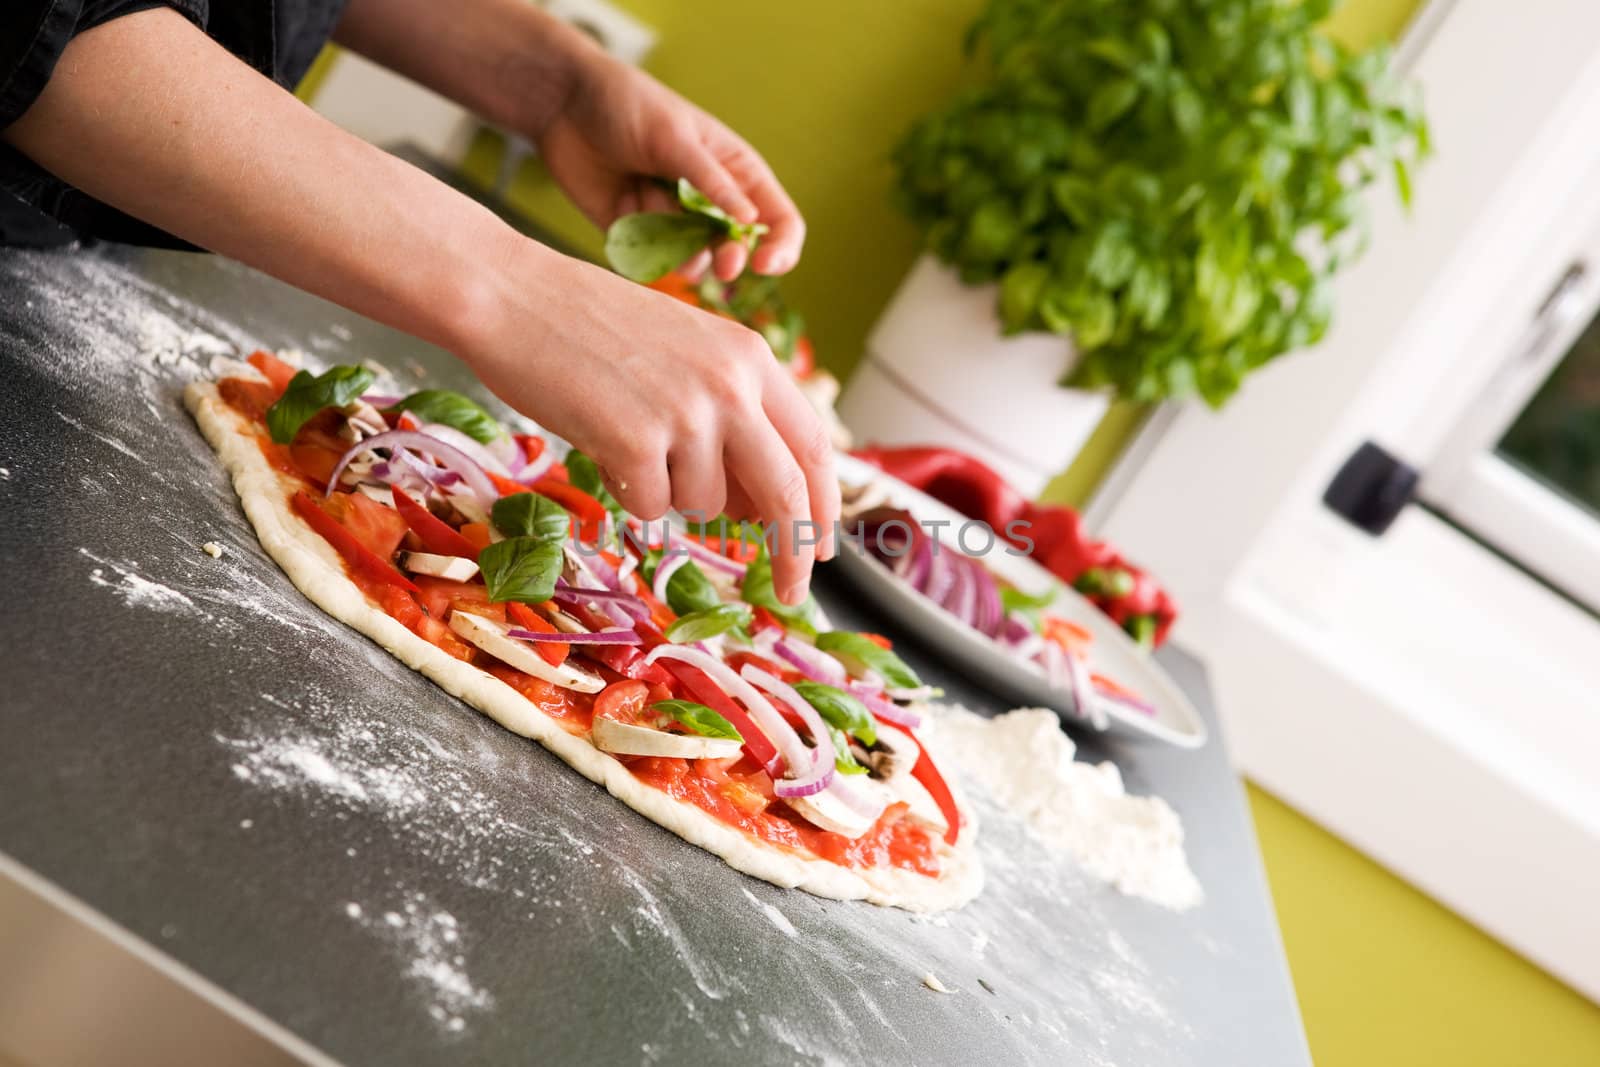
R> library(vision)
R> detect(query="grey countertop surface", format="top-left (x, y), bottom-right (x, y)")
top-left (0, 243), bottom-right (1311, 1066)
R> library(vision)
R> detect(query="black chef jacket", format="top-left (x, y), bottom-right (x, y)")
top-left (0, 1), bottom-right (347, 247)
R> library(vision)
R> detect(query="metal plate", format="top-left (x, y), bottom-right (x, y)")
top-left (832, 455), bottom-right (1206, 748)
top-left (0, 244), bottom-right (1308, 1067)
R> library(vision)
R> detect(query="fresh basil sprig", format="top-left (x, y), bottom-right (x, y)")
top-left (652, 699), bottom-right (743, 743)
top-left (265, 364), bottom-right (374, 444)
top-left (792, 681), bottom-right (877, 747)
top-left (741, 544), bottom-right (820, 637)
top-left (604, 178), bottom-right (770, 283)
top-left (384, 389), bottom-right (504, 445)
top-left (1000, 584), bottom-right (1058, 628)
top-left (665, 603), bottom-right (752, 644)
top-left (478, 491), bottom-right (570, 603)
top-left (643, 551), bottom-right (722, 616)
top-left (814, 632), bottom-right (922, 690)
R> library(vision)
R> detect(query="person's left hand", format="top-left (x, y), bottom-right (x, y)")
top-left (532, 48), bottom-right (804, 282)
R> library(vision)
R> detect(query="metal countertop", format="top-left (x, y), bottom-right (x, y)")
top-left (0, 244), bottom-right (1310, 1066)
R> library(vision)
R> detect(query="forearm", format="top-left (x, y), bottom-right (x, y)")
top-left (332, 0), bottom-right (600, 138)
top-left (2, 8), bottom-right (523, 355)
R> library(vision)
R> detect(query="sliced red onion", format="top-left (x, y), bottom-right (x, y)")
top-left (1059, 644), bottom-right (1106, 729)
top-left (644, 645), bottom-right (810, 776)
top-left (969, 557), bottom-right (1003, 637)
top-left (671, 531), bottom-right (748, 579)
top-left (1096, 685), bottom-right (1156, 717)
top-left (652, 552), bottom-right (690, 603)
top-left (824, 773), bottom-right (890, 820)
top-left (849, 683), bottom-right (924, 730)
top-left (922, 545), bottom-right (957, 606)
top-left (486, 430), bottom-right (519, 470)
top-left (327, 429), bottom-right (498, 506)
top-left (904, 533), bottom-right (934, 589)
top-left (516, 446), bottom-right (556, 484)
top-left (742, 665), bottom-right (837, 799)
top-left (562, 548), bottom-right (631, 626)
top-left (1007, 633), bottom-right (1046, 661)
top-left (508, 627), bottom-right (640, 645)
top-left (417, 422), bottom-right (513, 477)
top-left (943, 552), bottom-right (975, 624)
top-left (362, 394), bottom-right (402, 408)
top-left (772, 636), bottom-right (848, 687)
top-left (615, 551), bottom-right (639, 586)
top-left (552, 587), bottom-right (648, 622)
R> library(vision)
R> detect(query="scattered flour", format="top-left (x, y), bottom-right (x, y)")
top-left (932, 706), bottom-right (1204, 911)
top-left (82, 547), bottom-right (198, 614)
top-left (343, 890), bottom-right (492, 1033)
top-left (741, 888), bottom-right (798, 939)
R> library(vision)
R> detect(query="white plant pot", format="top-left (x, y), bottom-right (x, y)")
top-left (838, 255), bottom-right (1110, 498)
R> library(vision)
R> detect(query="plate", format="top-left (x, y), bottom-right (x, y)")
top-left (830, 454), bottom-right (1206, 748)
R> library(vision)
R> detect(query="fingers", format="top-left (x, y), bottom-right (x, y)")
top-left (709, 133), bottom-right (805, 275)
top-left (725, 416), bottom-right (816, 605)
top-left (713, 239), bottom-right (747, 282)
top-left (667, 431), bottom-right (728, 522)
top-left (600, 445), bottom-right (671, 522)
top-left (679, 248), bottom-right (712, 282)
top-left (666, 139), bottom-right (758, 225)
top-left (760, 365), bottom-right (840, 562)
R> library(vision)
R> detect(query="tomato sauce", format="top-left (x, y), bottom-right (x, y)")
top-left (218, 375), bottom-right (943, 877)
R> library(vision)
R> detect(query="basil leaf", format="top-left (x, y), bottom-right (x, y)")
top-left (814, 632), bottom-right (921, 690)
top-left (740, 545), bottom-right (820, 637)
top-left (385, 389), bottom-right (503, 444)
top-left (564, 450), bottom-right (626, 525)
top-left (675, 178), bottom-right (768, 243)
top-left (665, 603), bottom-right (752, 644)
top-left (792, 681), bottom-right (877, 747)
top-left (827, 724), bottom-right (869, 775)
top-left (652, 699), bottom-right (744, 743)
top-left (1001, 584), bottom-right (1058, 628)
top-left (478, 537), bottom-right (563, 604)
top-left (604, 212), bottom-right (723, 283)
top-left (265, 364), bottom-right (374, 444)
top-left (491, 492), bottom-right (570, 542)
top-left (643, 551), bottom-right (723, 616)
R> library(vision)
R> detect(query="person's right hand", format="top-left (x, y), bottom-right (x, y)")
top-left (460, 241), bottom-right (839, 604)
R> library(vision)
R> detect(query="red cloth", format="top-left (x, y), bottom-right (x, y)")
top-left (850, 446), bottom-right (1178, 646)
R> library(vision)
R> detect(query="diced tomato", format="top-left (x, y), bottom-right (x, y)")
top-left (647, 272), bottom-right (704, 307)
top-left (247, 349), bottom-right (298, 394)
top-left (286, 409), bottom-right (352, 488)
top-left (486, 664), bottom-right (595, 731)
top-left (505, 602), bottom-right (569, 666)
top-left (218, 377), bottom-right (280, 423)
top-left (593, 679), bottom-right (673, 726)
top-left (392, 486), bottom-right (477, 558)
top-left (458, 523), bottom-right (493, 553)
top-left (750, 606), bottom-right (783, 634)
top-left (514, 434), bottom-right (546, 467)
top-left (321, 489), bottom-right (410, 559)
top-left (905, 731), bottom-right (961, 846)
top-left (858, 632), bottom-right (893, 650)
top-left (290, 490), bottom-right (417, 593)
top-left (374, 584), bottom-right (474, 660)
top-left (413, 575), bottom-right (500, 622)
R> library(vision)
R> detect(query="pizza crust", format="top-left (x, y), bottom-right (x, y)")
top-left (186, 382), bottom-right (983, 911)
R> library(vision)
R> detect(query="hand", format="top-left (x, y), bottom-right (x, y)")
top-left (532, 49), bottom-right (805, 282)
top-left (463, 243), bottom-right (839, 603)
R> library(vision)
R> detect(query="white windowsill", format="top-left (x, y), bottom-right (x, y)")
top-left (1207, 506), bottom-right (1600, 1003)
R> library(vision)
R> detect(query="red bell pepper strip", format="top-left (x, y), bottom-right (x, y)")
top-left (514, 433), bottom-right (546, 467)
top-left (247, 349), bottom-right (298, 394)
top-left (529, 478), bottom-right (608, 541)
top-left (391, 486), bottom-right (478, 558)
top-left (905, 730), bottom-right (961, 846)
top-left (505, 602), bottom-right (570, 666)
top-left (291, 490), bottom-right (419, 593)
top-left (486, 470), bottom-right (528, 497)
top-left (657, 660), bottom-right (780, 771)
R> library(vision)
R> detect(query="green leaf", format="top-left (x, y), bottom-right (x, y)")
top-left (644, 552), bottom-right (722, 616)
top-left (814, 632), bottom-right (921, 690)
top-left (999, 261), bottom-right (1050, 332)
top-left (265, 364), bottom-right (375, 444)
top-left (652, 699), bottom-right (743, 742)
top-left (478, 536), bottom-right (563, 604)
top-left (740, 545), bottom-right (820, 636)
top-left (675, 178), bottom-right (768, 244)
top-left (1087, 78), bottom-right (1140, 130)
top-left (792, 681), bottom-right (877, 747)
top-left (1170, 85), bottom-right (1204, 141)
top-left (603, 212), bottom-right (723, 283)
top-left (665, 603), bottom-right (752, 644)
top-left (826, 724), bottom-right (869, 775)
top-left (384, 389), bottom-right (503, 444)
top-left (491, 492), bottom-right (570, 541)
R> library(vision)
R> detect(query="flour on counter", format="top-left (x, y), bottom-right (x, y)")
top-left (741, 888), bottom-right (798, 939)
top-left (82, 548), bottom-right (198, 615)
top-left (343, 890), bottom-right (492, 1033)
top-left (931, 706), bottom-right (1203, 911)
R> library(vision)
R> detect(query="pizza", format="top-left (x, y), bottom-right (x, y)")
top-left (186, 350), bottom-right (981, 911)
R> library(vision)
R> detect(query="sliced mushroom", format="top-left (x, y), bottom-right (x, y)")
top-left (787, 777), bottom-right (893, 839)
top-left (339, 400), bottom-right (389, 442)
top-left (850, 721), bottom-right (917, 782)
top-left (448, 611), bottom-right (605, 693)
top-left (591, 717), bottom-right (742, 760)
